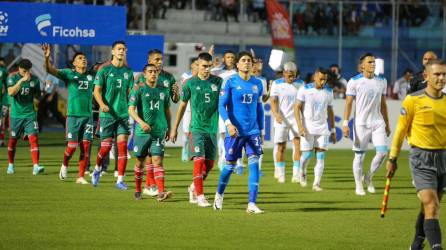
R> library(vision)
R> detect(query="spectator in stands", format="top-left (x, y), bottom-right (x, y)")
top-left (37, 73), bottom-right (66, 132)
top-left (344, 4), bottom-right (360, 35)
top-left (313, 5), bottom-right (327, 35)
top-left (328, 64), bottom-right (347, 99)
top-left (408, 50), bottom-right (437, 94)
top-left (221, 0), bottom-right (239, 22)
top-left (393, 68), bottom-right (413, 100)
top-left (248, 0), bottom-right (266, 22)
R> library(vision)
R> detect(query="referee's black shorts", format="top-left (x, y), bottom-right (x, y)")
top-left (409, 146), bottom-right (446, 193)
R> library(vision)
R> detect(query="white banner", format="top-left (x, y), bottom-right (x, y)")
top-left (166, 99), bottom-right (408, 150)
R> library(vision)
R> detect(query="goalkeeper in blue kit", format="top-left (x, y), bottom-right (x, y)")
top-left (213, 51), bottom-right (265, 214)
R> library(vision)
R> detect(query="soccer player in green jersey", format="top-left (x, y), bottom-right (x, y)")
top-left (42, 44), bottom-right (94, 184)
top-left (6, 59), bottom-right (44, 175)
top-left (135, 49), bottom-right (180, 196)
top-left (129, 64), bottom-right (173, 201)
top-left (0, 57), bottom-right (9, 147)
top-left (92, 41), bottom-right (134, 190)
top-left (170, 52), bottom-right (223, 207)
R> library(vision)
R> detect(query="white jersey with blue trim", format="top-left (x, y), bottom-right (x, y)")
top-left (181, 71), bottom-right (193, 112)
top-left (270, 77), bottom-right (304, 127)
top-left (219, 69), bottom-right (237, 87)
top-left (297, 83), bottom-right (334, 135)
top-left (346, 73), bottom-right (387, 126)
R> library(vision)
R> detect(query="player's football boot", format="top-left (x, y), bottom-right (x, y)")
top-left (300, 173), bottom-right (307, 187)
top-left (156, 191), bottom-right (173, 202)
top-left (197, 195), bottom-right (211, 207)
top-left (134, 192), bottom-right (142, 200)
top-left (91, 169), bottom-right (101, 187)
top-left (363, 174), bottom-right (376, 193)
top-left (246, 203), bottom-right (264, 214)
top-left (115, 181), bottom-right (128, 190)
top-left (143, 185), bottom-right (158, 197)
top-left (59, 165), bottom-right (67, 181)
top-left (355, 186), bottom-right (366, 196)
top-left (312, 185), bottom-right (323, 192)
top-left (188, 184), bottom-right (197, 204)
top-left (76, 177), bottom-right (89, 184)
top-left (32, 165), bottom-right (45, 175)
top-left (213, 192), bottom-right (224, 210)
top-left (6, 164), bottom-right (14, 174)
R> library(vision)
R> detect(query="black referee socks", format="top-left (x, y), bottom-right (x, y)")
top-left (424, 219), bottom-right (442, 250)
top-left (411, 212), bottom-right (425, 250)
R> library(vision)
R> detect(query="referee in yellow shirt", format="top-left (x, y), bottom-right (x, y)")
top-left (387, 59), bottom-right (446, 250)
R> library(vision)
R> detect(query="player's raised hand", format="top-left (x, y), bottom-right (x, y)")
top-left (342, 124), bottom-right (349, 138)
top-left (170, 129), bottom-right (178, 143)
top-left (386, 159), bottom-right (397, 178)
top-left (208, 44), bottom-right (214, 56)
top-left (100, 105), bottom-right (109, 113)
top-left (141, 122), bottom-right (151, 132)
top-left (42, 44), bottom-right (51, 58)
top-left (21, 72), bottom-right (31, 82)
top-left (227, 124), bottom-right (238, 137)
top-left (172, 83), bottom-right (179, 95)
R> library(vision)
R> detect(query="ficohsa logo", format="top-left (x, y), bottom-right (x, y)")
top-left (0, 11), bottom-right (9, 36)
top-left (35, 13), bottom-right (95, 38)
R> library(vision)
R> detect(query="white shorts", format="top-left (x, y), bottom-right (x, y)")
top-left (182, 110), bottom-right (192, 133)
top-left (353, 122), bottom-right (387, 152)
top-left (274, 123), bottom-right (299, 143)
top-left (218, 116), bottom-right (226, 134)
top-left (300, 134), bottom-right (329, 151)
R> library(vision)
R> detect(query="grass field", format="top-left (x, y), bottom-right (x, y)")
top-left (0, 132), bottom-right (443, 249)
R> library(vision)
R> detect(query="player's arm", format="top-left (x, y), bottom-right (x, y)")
top-left (42, 44), bottom-right (59, 77)
top-left (257, 96), bottom-right (265, 141)
top-left (381, 95), bottom-right (391, 136)
top-left (294, 101), bottom-right (305, 136)
top-left (170, 100), bottom-right (187, 143)
top-left (170, 75), bottom-right (180, 103)
top-left (164, 95), bottom-right (171, 140)
top-left (128, 90), bottom-right (150, 132)
top-left (93, 69), bottom-right (109, 113)
top-left (387, 97), bottom-right (414, 177)
top-left (219, 80), bottom-right (237, 137)
top-left (8, 73), bottom-right (30, 96)
top-left (262, 80), bottom-right (272, 102)
top-left (328, 106), bottom-right (336, 144)
top-left (343, 95), bottom-right (354, 137)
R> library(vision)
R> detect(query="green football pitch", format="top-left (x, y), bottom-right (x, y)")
top-left (0, 132), bottom-right (442, 249)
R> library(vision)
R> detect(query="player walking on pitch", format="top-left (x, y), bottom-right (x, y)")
top-left (170, 52), bottom-right (222, 207)
top-left (6, 59), bottom-right (44, 175)
top-left (129, 64), bottom-right (173, 201)
top-left (387, 59), bottom-right (446, 250)
top-left (270, 62), bottom-right (303, 183)
top-left (213, 51), bottom-right (265, 214)
top-left (295, 68), bottom-right (336, 191)
top-left (43, 44), bottom-right (94, 184)
top-left (343, 53), bottom-right (391, 196)
top-left (91, 41), bottom-right (134, 189)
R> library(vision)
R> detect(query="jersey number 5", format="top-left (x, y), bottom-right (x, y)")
top-left (204, 93), bottom-right (211, 103)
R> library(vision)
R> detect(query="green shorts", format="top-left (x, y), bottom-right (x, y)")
top-left (189, 132), bottom-right (217, 160)
top-left (10, 117), bottom-right (38, 138)
top-left (99, 117), bottom-right (130, 139)
top-left (66, 116), bottom-right (94, 142)
top-left (133, 133), bottom-right (166, 158)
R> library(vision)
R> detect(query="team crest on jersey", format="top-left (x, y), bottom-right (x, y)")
top-left (87, 75), bottom-right (92, 81)
top-left (67, 133), bottom-right (72, 139)
top-left (236, 86), bottom-right (242, 90)
top-left (130, 96), bottom-right (136, 102)
top-left (109, 73), bottom-right (114, 77)
top-left (252, 85), bottom-right (258, 93)
top-left (228, 148), bottom-right (233, 155)
top-left (74, 76), bottom-right (79, 80)
top-left (211, 84), bottom-right (217, 91)
top-left (220, 90), bottom-right (225, 96)
top-left (29, 81), bottom-right (34, 87)
top-left (95, 76), bottom-right (99, 81)
top-left (400, 108), bottom-right (407, 116)
top-left (134, 146), bottom-right (138, 152)
top-left (195, 146), bottom-right (200, 152)
top-left (160, 92), bottom-right (165, 100)
top-left (124, 73), bottom-right (129, 80)
top-left (11, 131), bottom-right (15, 137)
top-left (163, 80), bottom-right (169, 87)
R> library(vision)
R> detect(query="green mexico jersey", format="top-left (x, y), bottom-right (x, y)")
top-left (136, 70), bottom-right (176, 100)
top-left (57, 69), bottom-right (94, 117)
top-left (94, 64), bottom-right (133, 119)
top-left (181, 75), bottom-right (222, 133)
top-left (7, 73), bottom-right (40, 118)
top-left (1, 66), bottom-right (9, 106)
top-left (129, 84), bottom-right (170, 135)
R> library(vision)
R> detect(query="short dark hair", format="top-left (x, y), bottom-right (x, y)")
top-left (359, 53), bottom-right (375, 64)
top-left (237, 51), bottom-right (253, 62)
top-left (112, 40), bottom-right (126, 48)
top-left (148, 49), bottom-right (162, 58)
top-left (0, 57), bottom-right (5, 63)
top-left (403, 68), bottom-right (413, 74)
top-left (18, 59), bottom-right (32, 70)
top-left (315, 67), bottom-right (329, 75)
top-left (143, 63), bottom-right (158, 72)
top-left (191, 57), bottom-right (198, 63)
top-left (72, 52), bottom-right (86, 63)
top-left (198, 52), bottom-right (212, 62)
top-left (223, 50), bottom-right (236, 56)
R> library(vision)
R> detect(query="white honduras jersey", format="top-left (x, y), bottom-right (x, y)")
top-left (346, 73), bottom-right (387, 126)
top-left (181, 71), bottom-right (193, 112)
top-left (270, 78), bottom-right (303, 127)
top-left (256, 76), bottom-right (267, 96)
top-left (219, 69), bottom-right (237, 87)
top-left (297, 83), bottom-right (334, 135)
